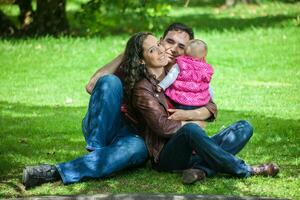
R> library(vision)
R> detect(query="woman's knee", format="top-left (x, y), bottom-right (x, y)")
top-left (180, 123), bottom-right (206, 138)
top-left (237, 120), bottom-right (253, 139)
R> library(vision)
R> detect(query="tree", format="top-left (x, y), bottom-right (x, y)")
top-left (78, 0), bottom-right (171, 35)
top-left (31, 0), bottom-right (69, 35)
top-left (1, 0), bottom-right (69, 36)
top-left (15, 0), bottom-right (33, 33)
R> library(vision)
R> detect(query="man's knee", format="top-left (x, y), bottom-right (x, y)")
top-left (237, 120), bottom-right (253, 138)
top-left (94, 74), bottom-right (122, 92)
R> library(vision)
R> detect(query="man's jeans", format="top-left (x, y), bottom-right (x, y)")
top-left (56, 75), bottom-right (148, 184)
top-left (156, 121), bottom-right (254, 177)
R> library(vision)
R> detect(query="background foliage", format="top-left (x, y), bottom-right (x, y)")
top-left (1, 0), bottom-right (299, 36)
top-left (76, 0), bottom-right (171, 35)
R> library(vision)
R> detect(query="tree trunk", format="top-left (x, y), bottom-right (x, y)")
top-left (16, 0), bottom-right (34, 33)
top-left (225, 0), bottom-right (236, 7)
top-left (225, 0), bottom-right (257, 7)
top-left (32, 0), bottom-right (69, 35)
top-left (184, 0), bottom-right (190, 7)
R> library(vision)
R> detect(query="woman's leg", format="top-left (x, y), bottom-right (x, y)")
top-left (189, 120), bottom-right (253, 176)
top-left (157, 123), bottom-right (252, 178)
top-left (211, 120), bottom-right (253, 155)
top-left (82, 74), bottom-right (124, 151)
top-left (56, 125), bottom-right (148, 184)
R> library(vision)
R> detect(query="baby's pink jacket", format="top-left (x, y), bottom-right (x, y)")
top-left (165, 55), bottom-right (214, 106)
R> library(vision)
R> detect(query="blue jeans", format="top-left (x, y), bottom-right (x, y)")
top-left (155, 120), bottom-right (253, 177)
top-left (56, 75), bottom-right (148, 184)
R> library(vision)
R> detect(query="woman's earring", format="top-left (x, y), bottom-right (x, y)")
top-left (140, 63), bottom-right (145, 68)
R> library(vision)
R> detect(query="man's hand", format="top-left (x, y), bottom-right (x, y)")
top-left (85, 71), bottom-right (108, 94)
top-left (168, 109), bottom-right (191, 121)
top-left (86, 77), bottom-right (98, 94)
top-left (85, 53), bottom-right (124, 95)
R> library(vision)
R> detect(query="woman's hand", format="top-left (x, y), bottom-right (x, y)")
top-left (168, 109), bottom-right (190, 121)
top-left (168, 106), bottom-right (213, 121)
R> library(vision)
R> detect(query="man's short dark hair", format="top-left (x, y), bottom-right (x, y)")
top-left (163, 22), bottom-right (194, 40)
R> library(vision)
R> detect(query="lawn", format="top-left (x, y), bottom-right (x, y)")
top-left (0, 1), bottom-right (300, 199)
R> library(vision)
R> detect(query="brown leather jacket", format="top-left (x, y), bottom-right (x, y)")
top-left (128, 76), bottom-right (218, 163)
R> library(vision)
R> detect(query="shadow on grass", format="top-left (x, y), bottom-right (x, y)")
top-left (163, 14), bottom-right (296, 33)
top-left (0, 101), bottom-right (299, 196)
top-left (0, 101), bottom-right (87, 179)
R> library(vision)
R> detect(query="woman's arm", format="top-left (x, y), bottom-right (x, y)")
top-left (168, 100), bottom-right (218, 121)
top-left (86, 53), bottom-right (124, 94)
top-left (133, 82), bottom-right (182, 138)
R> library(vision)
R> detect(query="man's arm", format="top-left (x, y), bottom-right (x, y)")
top-left (86, 53), bottom-right (124, 94)
top-left (168, 100), bottom-right (218, 121)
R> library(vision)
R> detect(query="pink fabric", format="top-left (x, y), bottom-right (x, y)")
top-left (165, 55), bottom-right (214, 106)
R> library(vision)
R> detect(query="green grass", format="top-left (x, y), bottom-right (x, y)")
top-left (1, 1), bottom-right (300, 199)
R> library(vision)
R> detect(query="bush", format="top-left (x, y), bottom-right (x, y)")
top-left (76, 0), bottom-right (171, 36)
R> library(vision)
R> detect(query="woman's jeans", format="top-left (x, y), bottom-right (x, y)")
top-left (156, 121), bottom-right (254, 177)
top-left (56, 75), bottom-right (148, 184)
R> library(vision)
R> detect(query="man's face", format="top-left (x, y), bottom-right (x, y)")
top-left (160, 30), bottom-right (190, 65)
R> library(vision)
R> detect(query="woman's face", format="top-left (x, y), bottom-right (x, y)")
top-left (142, 35), bottom-right (168, 69)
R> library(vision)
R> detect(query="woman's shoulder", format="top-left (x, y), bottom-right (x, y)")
top-left (134, 78), bottom-right (154, 92)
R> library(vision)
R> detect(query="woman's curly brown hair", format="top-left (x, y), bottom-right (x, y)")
top-left (121, 32), bottom-right (152, 103)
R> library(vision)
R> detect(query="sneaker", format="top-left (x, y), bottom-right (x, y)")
top-left (251, 163), bottom-right (279, 177)
top-left (22, 164), bottom-right (60, 189)
top-left (182, 168), bottom-right (206, 184)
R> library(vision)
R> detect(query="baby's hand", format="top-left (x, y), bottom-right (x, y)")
top-left (156, 85), bottom-right (163, 93)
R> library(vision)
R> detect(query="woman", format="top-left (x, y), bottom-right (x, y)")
top-left (122, 32), bottom-right (279, 184)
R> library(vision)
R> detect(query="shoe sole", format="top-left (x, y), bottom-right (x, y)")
top-left (22, 167), bottom-right (30, 189)
top-left (182, 169), bottom-right (206, 184)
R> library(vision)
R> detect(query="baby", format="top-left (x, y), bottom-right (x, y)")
top-left (158, 39), bottom-right (214, 110)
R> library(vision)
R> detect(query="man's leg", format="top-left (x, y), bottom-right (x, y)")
top-left (82, 74), bottom-right (123, 151)
top-left (56, 125), bottom-right (148, 184)
top-left (157, 123), bottom-right (252, 177)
